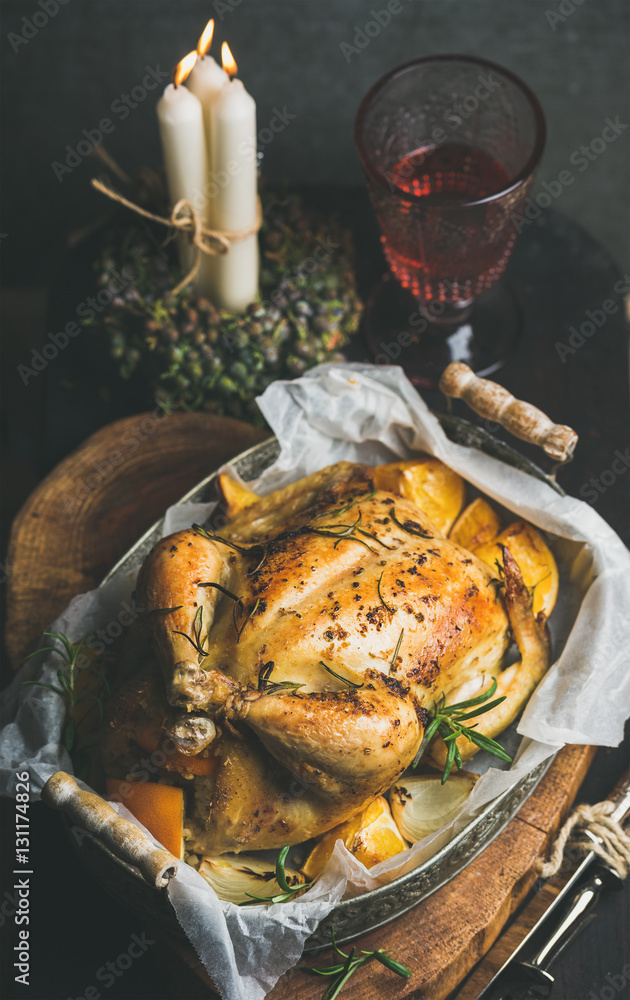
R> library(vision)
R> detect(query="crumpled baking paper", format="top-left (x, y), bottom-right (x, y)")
top-left (1, 363), bottom-right (629, 1000)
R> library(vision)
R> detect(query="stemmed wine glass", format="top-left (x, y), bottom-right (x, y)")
top-left (355, 55), bottom-right (546, 387)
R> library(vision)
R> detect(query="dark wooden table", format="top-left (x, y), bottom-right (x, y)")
top-left (1, 193), bottom-right (628, 1000)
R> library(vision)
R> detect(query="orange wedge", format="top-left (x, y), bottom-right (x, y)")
top-left (373, 457), bottom-right (465, 534)
top-left (302, 796), bottom-right (407, 879)
top-left (449, 498), bottom-right (502, 551)
top-left (106, 778), bottom-right (184, 858)
top-left (163, 750), bottom-right (218, 777)
top-left (218, 473), bottom-right (259, 518)
top-left (474, 520), bottom-right (559, 618)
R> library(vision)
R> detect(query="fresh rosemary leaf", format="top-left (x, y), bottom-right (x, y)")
top-left (172, 605), bottom-right (209, 657)
top-left (377, 571), bottom-right (396, 614)
top-left (193, 523), bottom-right (269, 573)
top-left (198, 581), bottom-right (241, 603)
top-left (442, 676), bottom-right (499, 712)
top-left (390, 507), bottom-right (433, 539)
top-left (258, 661), bottom-right (275, 689)
top-left (234, 597), bottom-right (261, 642)
top-left (275, 845), bottom-right (292, 892)
top-left (22, 680), bottom-right (65, 696)
top-left (453, 697), bottom-right (507, 722)
top-left (301, 929), bottom-right (412, 998)
top-left (241, 845), bottom-right (313, 904)
top-left (421, 674), bottom-right (512, 782)
top-left (262, 681), bottom-right (305, 696)
top-left (372, 951), bottom-right (412, 978)
top-left (442, 735), bottom-right (458, 783)
top-left (21, 630), bottom-right (109, 761)
top-left (320, 661), bottom-right (364, 689)
top-left (390, 628), bottom-right (404, 671)
top-left (356, 527), bottom-right (396, 550)
top-left (467, 732), bottom-right (512, 760)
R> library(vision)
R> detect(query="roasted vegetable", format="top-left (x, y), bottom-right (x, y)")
top-left (373, 457), bottom-right (465, 534)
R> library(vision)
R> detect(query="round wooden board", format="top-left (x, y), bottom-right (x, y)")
top-left (4, 411), bottom-right (595, 999)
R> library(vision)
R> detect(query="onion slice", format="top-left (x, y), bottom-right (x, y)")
top-left (198, 853), bottom-right (304, 904)
top-left (390, 772), bottom-right (478, 844)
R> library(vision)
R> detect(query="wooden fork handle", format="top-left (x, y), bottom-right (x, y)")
top-left (439, 363), bottom-right (578, 463)
top-left (42, 771), bottom-right (179, 888)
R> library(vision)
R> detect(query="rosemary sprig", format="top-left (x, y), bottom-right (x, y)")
top-left (309, 527), bottom-right (379, 555)
top-left (233, 597), bottom-right (261, 643)
top-left (192, 524), bottom-right (269, 574)
top-left (301, 927), bottom-right (411, 998)
top-left (22, 631), bottom-right (110, 759)
top-left (377, 571), bottom-right (396, 613)
top-left (258, 660), bottom-right (304, 696)
top-left (390, 628), bottom-right (404, 671)
top-left (312, 487), bottom-right (377, 520)
top-left (319, 661), bottom-right (364, 688)
top-left (198, 581), bottom-right (241, 603)
top-left (258, 660), bottom-right (275, 689)
top-left (356, 527), bottom-right (396, 550)
top-left (172, 605), bottom-right (209, 657)
top-left (390, 507), bottom-right (433, 539)
top-left (262, 681), bottom-right (305, 696)
top-left (415, 677), bottom-right (511, 782)
top-left (145, 605), bottom-right (183, 616)
top-left (242, 845), bottom-right (313, 904)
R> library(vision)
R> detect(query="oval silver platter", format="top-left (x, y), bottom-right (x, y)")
top-left (71, 434), bottom-right (552, 951)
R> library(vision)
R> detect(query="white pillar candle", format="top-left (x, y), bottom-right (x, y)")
top-left (156, 51), bottom-right (209, 275)
top-left (186, 20), bottom-right (228, 156)
top-left (207, 43), bottom-right (259, 313)
top-left (185, 20), bottom-right (229, 299)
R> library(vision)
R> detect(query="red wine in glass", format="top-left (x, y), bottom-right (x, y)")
top-left (355, 56), bottom-right (546, 386)
top-left (381, 144), bottom-right (515, 308)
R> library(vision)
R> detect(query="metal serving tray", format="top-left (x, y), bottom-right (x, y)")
top-left (73, 434), bottom-right (551, 951)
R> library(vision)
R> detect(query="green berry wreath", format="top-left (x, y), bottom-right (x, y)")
top-left (83, 191), bottom-right (362, 424)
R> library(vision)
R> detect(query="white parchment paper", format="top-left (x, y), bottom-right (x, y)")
top-left (1, 363), bottom-right (629, 1000)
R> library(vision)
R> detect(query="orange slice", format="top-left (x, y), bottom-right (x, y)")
top-left (302, 796), bottom-right (407, 879)
top-left (373, 457), bottom-right (465, 534)
top-left (106, 778), bottom-right (184, 858)
top-left (449, 498), bottom-right (502, 551)
top-left (350, 796), bottom-right (408, 868)
top-left (474, 520), bottom-right (559, 618)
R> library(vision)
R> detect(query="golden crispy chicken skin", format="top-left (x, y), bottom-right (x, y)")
top-left (133, 461), bottom-right (519, 853)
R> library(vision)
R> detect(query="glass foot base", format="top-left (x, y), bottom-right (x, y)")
top-left (362, 274), bottom-right (522, 388)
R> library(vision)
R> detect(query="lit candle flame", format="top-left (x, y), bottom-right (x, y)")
top-left (221, 42), bottom-right (237, 78)
top-left (197, 19), bottom-right (214, 57)
top-left (173, 51), bottom-right (198, 87)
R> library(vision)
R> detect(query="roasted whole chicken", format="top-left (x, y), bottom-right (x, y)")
top-left (103, 459), bottom-right (554, 857)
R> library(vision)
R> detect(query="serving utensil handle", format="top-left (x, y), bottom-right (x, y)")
top-left (439, 363), bottom-right (578, 463)
top-left (42, 771), bottom-right (179, 888)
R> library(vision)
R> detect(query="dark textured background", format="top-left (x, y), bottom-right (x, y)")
top-left (1, 0), bottom-right (629, 281)
top-left (1, 3), bottom-right (629, 1000)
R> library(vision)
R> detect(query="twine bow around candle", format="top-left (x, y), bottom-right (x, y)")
top-left (91, 176), bottom-right (262, 295)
